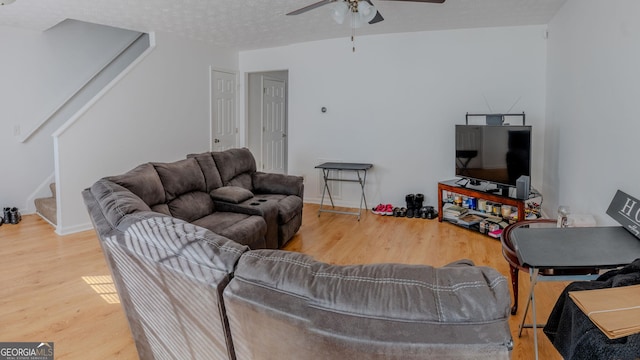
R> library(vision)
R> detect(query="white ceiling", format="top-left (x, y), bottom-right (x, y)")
top-left (0, 0), bottom-right (567, 51)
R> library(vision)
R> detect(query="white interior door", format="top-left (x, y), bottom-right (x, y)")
top-left (262, 78), bottom-right (287, 174)
top-left (211, 70), bottom-right (237, 151)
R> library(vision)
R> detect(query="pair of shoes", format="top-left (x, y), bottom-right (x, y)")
top-left (405, 195), bottom-right (415, 218)
top-left (372, 204), bottom-right (385, 215)
top-left (417, 206), bottom-right (437, 219)
top-left (392, 207), bottom-right (408, 217)
top-left (405, 194), bottom-right (425, 218)
top-left (372, 204), bottom-right (393, 216)
top-left (3, 207), bottom-right (21, 224)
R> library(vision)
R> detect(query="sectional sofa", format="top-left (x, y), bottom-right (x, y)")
top-left (88, 147), bottom-right (303, 250)
top-left (82, 147), bottom-right (513, 359)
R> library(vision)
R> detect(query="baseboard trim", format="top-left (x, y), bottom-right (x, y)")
top-left (36, 211), bottom-right (57, 228)
top-left (55, 222), bottom-right (94, 236)
top-left (304, 198), bottom-right (364, 210)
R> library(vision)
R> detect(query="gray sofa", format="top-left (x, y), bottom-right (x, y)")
top-left (82, 148), bottom-right (513, 360)
top-left (88, 147), bottom-right (303, 250)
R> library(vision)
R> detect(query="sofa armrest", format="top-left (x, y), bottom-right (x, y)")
top-left (213, 201), bottom-right (262, 217)
top-left (252, 172), bottom-right (304, 199)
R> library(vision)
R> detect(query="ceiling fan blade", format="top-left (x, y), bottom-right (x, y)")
top-left (364, 0), bottom-right (385, 24)
top-left (286, 0), bottom-right (338, 15)
top-left (369, 11), bottom-right (384, 24)
top-left (381, 0), bottom-right (445, 3)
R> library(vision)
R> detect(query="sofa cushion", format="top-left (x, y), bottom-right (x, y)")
top-left (253, 172), bottom-right (304, 197)
top-left (187, 152), bottom-right (224, 191)
top-left (210, 186), bottom-right (254, 204)
top-left (227, 174), bottom-right (253, 190)
top-left (168, 192), bottom-right (215, 223)
top-left (193, 212), bottom-right (267, 249)
top-left (154, 158), bottom-right (207, 201)
top-left (107, 163), bottom-right (165, 207)
top-left (212, 148), bottom-right (256, 188)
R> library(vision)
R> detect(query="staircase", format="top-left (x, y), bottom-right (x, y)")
top-left (35, 183), bottom-right (57, 226)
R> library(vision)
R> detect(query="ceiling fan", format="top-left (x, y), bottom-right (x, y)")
top-left (287, 0), bottom-right (446, 26)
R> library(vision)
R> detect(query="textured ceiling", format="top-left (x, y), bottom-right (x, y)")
top-left (0, 0), bottom-right (567, 51)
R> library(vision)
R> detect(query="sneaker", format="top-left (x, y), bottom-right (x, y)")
top-left (384, 204), bottom-right (394, 216)
top-left (372, 204), bottom-right (386, 215)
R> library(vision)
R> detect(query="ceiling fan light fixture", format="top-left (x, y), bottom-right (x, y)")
top-left (357, 1), bottom-right (377, 23)
top-left (287, 0), bottom-right (445, 52)
top-left (330, 2), bottom-right (349, 25)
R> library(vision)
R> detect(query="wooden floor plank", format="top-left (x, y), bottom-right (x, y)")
top-left (0, 205), bottom-right (567, 359)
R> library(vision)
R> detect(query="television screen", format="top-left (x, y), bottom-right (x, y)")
top-left (455, 125), bottom-right (531, 187)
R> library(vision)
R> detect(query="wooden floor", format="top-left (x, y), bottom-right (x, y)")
top-left (0, 204), bottom-right (568, 359)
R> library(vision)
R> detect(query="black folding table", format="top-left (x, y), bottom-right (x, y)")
top-left (315, 162), bottom-right (372, 221)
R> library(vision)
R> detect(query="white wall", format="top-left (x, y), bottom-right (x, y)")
top-left (545, 0), bottom-right (640, 224)
top-left (0, 20), bottom-right (140, 213)
top-left (55, 31), bottom-right (238, 234)
top-left (240, 26), bottom-right (548, 210)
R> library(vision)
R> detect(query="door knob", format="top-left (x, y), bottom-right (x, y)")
top-left (282, 133), bottom-right (287, 138)
top-left (214, 139), bottom-right (220, 143)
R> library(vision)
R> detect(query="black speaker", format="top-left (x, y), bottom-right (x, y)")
top-left (516, 175), bottom-right (530, 200)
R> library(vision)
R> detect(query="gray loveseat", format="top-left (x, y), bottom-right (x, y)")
top-left (82, 148), bottom-right (513, 360)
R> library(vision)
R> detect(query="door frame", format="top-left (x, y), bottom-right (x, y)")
top-left (210, 67), bottom-right (239, 151)
top-left (246, 70), bottom-right (289, 173)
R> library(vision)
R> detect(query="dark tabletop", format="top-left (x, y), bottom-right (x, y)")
top-left (315, 162), bottom-right (373, 171)
top-left (511, 226), bottom-right (640, 270)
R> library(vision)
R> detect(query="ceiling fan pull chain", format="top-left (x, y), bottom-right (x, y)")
top-left (351, 12), bottom-right (356, 52)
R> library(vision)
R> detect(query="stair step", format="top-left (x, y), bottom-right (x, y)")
top-left (34, 183), bottom-right (56, 226)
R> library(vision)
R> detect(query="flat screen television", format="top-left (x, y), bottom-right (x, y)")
top-left (455, 125), bottom-right (531, 187)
